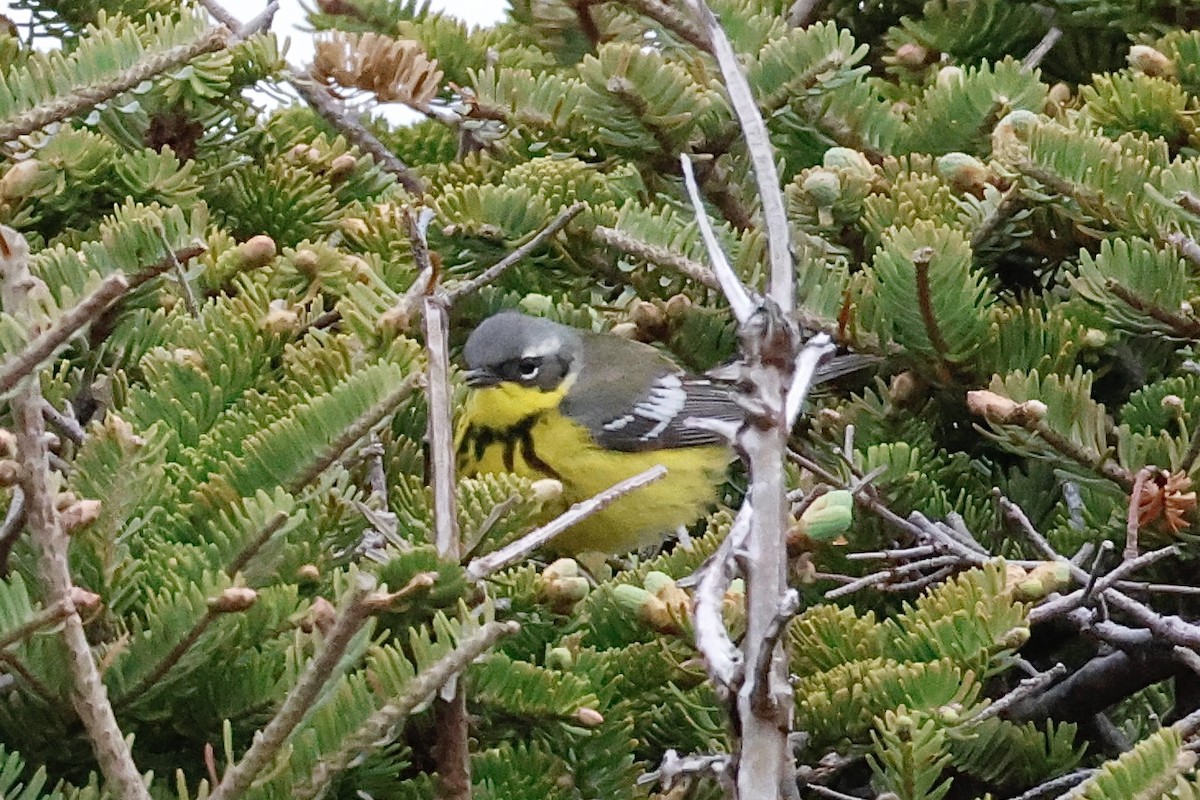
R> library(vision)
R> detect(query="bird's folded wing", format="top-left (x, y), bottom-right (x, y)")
top-left (566, 373), bottom-right (743, 452)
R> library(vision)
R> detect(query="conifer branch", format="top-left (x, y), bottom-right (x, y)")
top-left (295, 619), bottom-right (519, 800)
top-left (621, 0), bottom-right (710, 50)
top-left (445, 203), bottom-right (586, 304)
top-left (0, 650), bottom-right (61, 708)
top-left (0, 27), bottom-right (229, 143)
top-left (1105, 279), bottom-right (1200, 339)
top-left (0, 589), bottom-right (92, 653)
top-left (0, 226), bottom-right (152, 800)
top-left (0, 274), bottom-right (128, 397)
top-left (127, 244), bottom-right (209, 291)
top-left (285, 374), bottom-right (419, 494)
top-left (288, 71), bottom-right (425, 195)
top-left (911, 246), bottom-right (952, 369)
top-left (225, 510), bottom-right (291, 578)
top-left (970, 186), bottom-right (1025, 250)
top-left (465, 465), bottom-right (667, 580)
top-left (207, 575), bottom-right (378, 800)
top-left (592, 225), bottom-right (719, 289)
top-left (113, 604), bottom-right (223, 710)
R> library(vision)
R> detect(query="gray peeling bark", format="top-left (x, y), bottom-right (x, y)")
top-left (0, 226), bottom-right (153, 800)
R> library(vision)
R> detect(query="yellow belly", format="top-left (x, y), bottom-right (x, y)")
top-left (456, 387), bottom-right (730, 555)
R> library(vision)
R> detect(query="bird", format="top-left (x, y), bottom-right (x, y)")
top-left (455, 311), bottom-right (743, 556)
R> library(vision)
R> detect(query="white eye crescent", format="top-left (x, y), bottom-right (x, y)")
top-left (518, 358), bottom-right (540, 380)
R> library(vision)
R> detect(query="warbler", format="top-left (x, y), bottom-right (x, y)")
top-left (456, 311), bottom-right (741, 555)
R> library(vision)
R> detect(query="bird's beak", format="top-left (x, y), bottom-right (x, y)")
top-left (464, 368), bottom-right (500, 388)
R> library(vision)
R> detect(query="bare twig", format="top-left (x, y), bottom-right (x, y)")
top-left (295, 619), bottom-right (518, 800)
top-left (41, 401), bottom-right (84, 445)
top-left (785, 333), bottom-right (834, 427)
top-left (1165, 231), bottom-right (1200, 271)
top-left (207, 575), bottom-right (378, 800)
top-left (0, 28), bottom-right (229, 142)
top-left (363, 434), bottom-right (388, 501)
top-left (0, 487), bottom-right (27, 576)
top-left (1001, 495), bottom-right (1200, 649)
top-left (693, 504), bottom-right (750, 694)
top-left (0, 274), bottom-right (128, 396)
top-left (787, 0), bottom-right (828, 27)
top-left (640, 749), bottom-right (734, 794)
top-left (1009, 769), bottom-right (1092, 800)
top-left (405, 202), bottom-right (471, 800)
top-left (0, 226), bottom-right (152, 800)
top-left (680, 155), bottom-right (755, 323)
top-left (1022, 27), bottom-right (1062, 71)
top-left (466, 465), bottom-right (668, 580)
top-left (685, 0), bottom-right (792, 305)
top-left (1126, 467), bottom-right (1152, 560)
top-left (445, 203), bottom-right (585, 304)
top-left (969, 663), bottom-right (1067, 723)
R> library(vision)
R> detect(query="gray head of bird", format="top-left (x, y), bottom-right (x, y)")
top-left (463, 312), bottom-right (582, 391)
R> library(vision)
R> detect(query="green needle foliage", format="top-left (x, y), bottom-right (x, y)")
top-left (3, 0), bottom-right (1200, 799)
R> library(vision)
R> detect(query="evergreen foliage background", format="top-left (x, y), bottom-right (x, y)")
top-left (4, 0), bottom-right (1200, 798)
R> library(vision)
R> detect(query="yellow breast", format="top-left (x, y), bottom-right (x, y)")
top-left (456, 385), bottom-right (731, 555)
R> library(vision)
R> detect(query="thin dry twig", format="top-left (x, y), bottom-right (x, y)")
top-left (0, 226), bottom-right (152, 800)
top-left (685, 0), bottom-right (791, 305)
top-left (1125, 467), bottom-right (1153, 560)
top-left (970, 663), bottom-right (1067, 723)
top-left (295, 619), bottom-right (519, 800)
top-left (680, 155), bottom-right (755, 323)
top-left (207, 575), bottom-right (378, 800)
top-left (693, 504), bottom-right (751, 694)
top-left (288, 72), bottom-right (425, 195)
top-left (1022, 26), bottom-right (1062, 71)
top-left (466, 465), bottom-right (668, 580)
top-left (405, 204), bottom-right (471, 800)
top-left (0, 487), bottom-right (27, 577)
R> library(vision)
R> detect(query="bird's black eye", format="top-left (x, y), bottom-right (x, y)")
top-left (518, 357), bottom-right (540, 380)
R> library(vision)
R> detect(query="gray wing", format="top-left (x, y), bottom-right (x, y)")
top-left (560, 334), bottom-right (742, 452)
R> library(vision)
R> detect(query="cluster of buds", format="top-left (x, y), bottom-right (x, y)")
top-left (287, 143), bottom-right (359, 185)
top-left (54, 491), bottom-right (101, 533)
top-left (1004, 561), bottom-right (1072, 602)
top-left (611, 570), bottom-right (691, 635)
top-left (789, 490), bottom-right (855, 549)
top-left (539, 558), bottom-right (590, 611)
